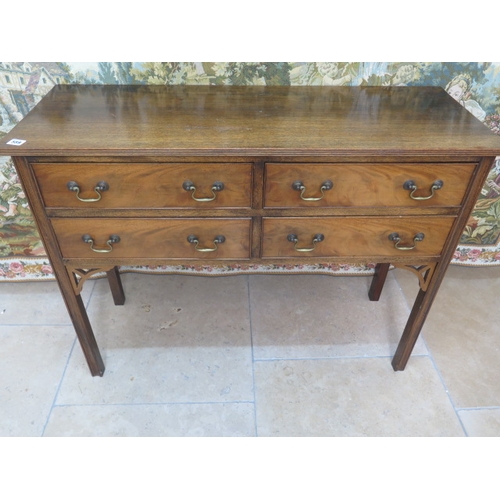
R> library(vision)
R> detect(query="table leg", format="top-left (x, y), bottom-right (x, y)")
top-left (368, 263), bottom-right (390, 301)
top-left (61, 285), bottom-right (105, 376)
top-left (14, 157), bottom-right (105, 376)
top-left (391, 263), bottom-right (443, 371)
top-left (106, 267), bottom-right (126, 306)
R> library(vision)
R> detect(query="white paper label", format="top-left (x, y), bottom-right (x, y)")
top-left (6, 139), bottom-right (26, 146)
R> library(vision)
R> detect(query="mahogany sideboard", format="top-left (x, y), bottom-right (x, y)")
top-left (1, 84), bottom-right (499, 377)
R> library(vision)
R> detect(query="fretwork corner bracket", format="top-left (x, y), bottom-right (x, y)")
top-left (392, 263), bottom-right (438, 291)
top-left (67, 266), bottom-right (115, 295)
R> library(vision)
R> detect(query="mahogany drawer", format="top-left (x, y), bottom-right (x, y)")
top-left (264, 163), bottom-right (476, 208)
top-left (261, 216), bottom-right (455, 258)
top-left (33, 162), bottom-right (252, 209)
top-left (51, 218), bottom-right (251, 259)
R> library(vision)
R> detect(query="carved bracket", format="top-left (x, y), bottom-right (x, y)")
top-left (392, 263), bottom-right (437, 291)
top-left (67, 266), bottom-right (115, 295)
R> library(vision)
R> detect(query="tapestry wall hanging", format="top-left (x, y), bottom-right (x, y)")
top-left (1, 62), bottom-right (499, 281)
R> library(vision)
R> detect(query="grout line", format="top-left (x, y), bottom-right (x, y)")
top-left (84, 279), bottom-right (97, 309)
top-left (246, 275), bottom-right (259, 437)
top-left (253, 353), bottom-right (416, 362)
top-left (423, 337), bottom-right (469, 436)
top-left (455, 406), bottom-right (500, 412)
top-left (40, 336), bottom-right (78, 437)
top-left (40, 277), bottom-right (97, 435)
top-left (0, 323), bottom-right (73, 327)
top-left (51, 400), bottom-right (255, 408)
top-left (392, 269), bottom-right (469, 437)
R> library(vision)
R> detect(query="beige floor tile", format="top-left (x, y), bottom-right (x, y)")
top-left (458, 408), bottom-right (500, 437)
top-left (254, 357), bottom-right (463, 436)
top-left (394, 266), bottom-right (500, 408)
top-left (4, 262), bottom-right (497, 438)
top-left (56, 274), bottom-right (254, 405)
top-left (0, 280), bottom-right (94, 325)
top-left (0, 325), bottom-right (74, 436)
top-left (43, 402), bottom-right (255, 436)
top-left (249, 274), bottom-right (426, 360)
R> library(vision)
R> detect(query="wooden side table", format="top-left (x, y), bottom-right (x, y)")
top-left (1, 85), bottom-right (499, 376)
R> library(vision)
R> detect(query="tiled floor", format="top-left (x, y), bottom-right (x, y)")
top-left (1, 265), bottom-right (500, 436)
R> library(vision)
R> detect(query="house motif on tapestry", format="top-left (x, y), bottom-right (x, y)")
top-left (0, 62), bottom-right (70, 131)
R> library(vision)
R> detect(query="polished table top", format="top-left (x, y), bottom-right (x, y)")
top-left (1, 85), bottom-right (499, 157)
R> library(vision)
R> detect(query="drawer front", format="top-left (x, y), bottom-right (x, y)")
top-left (262, 216), bottom-right (455, 258)
top-left (51, 218), bottom-right (251, 259)
top-left (264, 163), bottom-right (476, 208)
top-left (33, 163), bottom-right (252, 208)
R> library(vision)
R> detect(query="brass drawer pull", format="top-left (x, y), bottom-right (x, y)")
top-left (389, 232), bottom-right (425, 251)
top-left (67, 180), bottom-right (109, 202)
top-left (292, 180), bottom-right (333, 201)
top-left (82, 234), bottom-right (121, 253)
top-left (287, 233), bottom-right (325, 252)
top-left (183, 180), bottom-right (224, 202)
top-left (403, 179), bottom-right (443, 200)
top-left (187, 234), bottom-right (226, 252)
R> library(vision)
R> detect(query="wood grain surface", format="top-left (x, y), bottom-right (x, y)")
top-left (33, 162), bottom-right (252, 208)
top-left (2, 85), bottom-right (500, 156)
top-left (264, 162), bottom-right (475, 208)
top-left (261, 216), bottom-right (455, 258)
top-left (51, 217), bottom-right (252, 259)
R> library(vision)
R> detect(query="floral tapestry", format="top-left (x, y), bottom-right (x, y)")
top-left (1, 62), bottom-right (500, 281)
